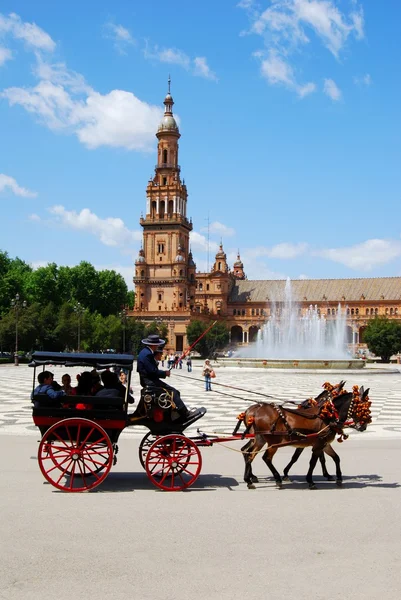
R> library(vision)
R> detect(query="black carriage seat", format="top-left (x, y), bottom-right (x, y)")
top-left (32, 394), bottom-right (127, 420)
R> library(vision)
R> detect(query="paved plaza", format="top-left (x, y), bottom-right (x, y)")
top-left (1, 362), bottom-right (401, 439)
top-left (1, 363), bottom-right (401, 600)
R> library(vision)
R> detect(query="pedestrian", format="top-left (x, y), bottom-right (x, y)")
top-left (179, 354), bottom-right (183, 369)
top-left (186, 355), bottom-right (192, 372)
top-left (202, 359), bottom-right (215, 391)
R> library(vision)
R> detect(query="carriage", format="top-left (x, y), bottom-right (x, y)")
top-left (30, 351), bottom-right (215, 492)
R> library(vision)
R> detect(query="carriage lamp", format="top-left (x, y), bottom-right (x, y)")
top-left (11, 293), bottom-right (27, 366)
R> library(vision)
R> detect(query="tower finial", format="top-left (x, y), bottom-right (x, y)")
top-left (168, 74), bottom-right (171, 94)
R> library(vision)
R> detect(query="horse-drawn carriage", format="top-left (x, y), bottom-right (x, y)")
top-left (30, 351), bottom-right (372, 493)
top-left (31, 351), bottom-right (210, 492)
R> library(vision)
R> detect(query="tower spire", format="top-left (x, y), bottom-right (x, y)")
top-left (168, 74), bottom-right (171, 94)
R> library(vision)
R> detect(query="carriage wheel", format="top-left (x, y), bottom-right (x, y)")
top-left (38, 418), bottom-right (113, 492)
top-left (139, 432), bottom-right (157, 471)
top-left (145, 434), bottom-right (202, 491)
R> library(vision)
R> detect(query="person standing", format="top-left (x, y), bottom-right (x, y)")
top-left (202, 359), bottom-right (214, 391)
top-left (186, 355), bottom-right (192, 372)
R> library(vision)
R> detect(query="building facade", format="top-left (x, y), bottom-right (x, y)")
top-left (131, 85), bottom-right (401, 352)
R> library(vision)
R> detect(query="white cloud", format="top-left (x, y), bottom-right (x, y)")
top-left (0, 174), bottom-right (37, 197)
top-left (28, 213), bottom-right (41, 221)
top-left (354, 73), bottom-right (372, 86)
top-left (193, 57), bottom-right (218, 81)
top-left (144, 43), bottom-right (217, 81)
top-left (0, 46), bottom-right (12, 65)
top-left (48, 205), bottom-right (142, 247)
top-left (246, 242), bottom-right (308, 260)
top-left (189, 231), bottom-right (219, 254)
top-left (317, 239), bottom-right (401, 270)
top-left (2, 59), bottom-right (164, 151)
top-left (240, 1), bottom-right (364, 98)
top-left (200, 221), bottom-right (236, 237)
top-left (323, 77), bottom-right (341, 101)
top-left (103, 23), bottom-right (135, 55)
top-left (258, 50), bottom-right (316, 97)
top-left (0, 12), bottom-right (56, 51)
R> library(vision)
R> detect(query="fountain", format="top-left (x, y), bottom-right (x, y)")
top-left (223, 279), bottom-right (364, 369)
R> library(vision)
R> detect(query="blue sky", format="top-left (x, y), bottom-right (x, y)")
top-left (0, 0), bottom-right (400, 289)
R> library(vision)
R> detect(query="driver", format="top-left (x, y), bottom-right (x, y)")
top-left (136, 334), bottom-right (199, 420)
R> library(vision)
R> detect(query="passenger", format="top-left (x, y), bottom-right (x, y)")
top-left (119, 371), bottom-right (134, 395)
top-left (32, 371), bottom-right (66, 403)
top-left (61, 373), bottom-right (76, 396)
top-left (91, 370), bottom-right (103, 395)
top-left (75, 371), bottom-right (93, 410)
top-left (96, 370), bottom-right (134, 403)
top-left (135, 334), bottom-right (199, 420)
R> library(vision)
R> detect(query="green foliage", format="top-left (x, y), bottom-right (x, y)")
top-left (0, 249), bottom-right (137, 353)
top-left (364, 317), bottom-right (401, 362)
top-left (186, 320), bottom-right (229, 358)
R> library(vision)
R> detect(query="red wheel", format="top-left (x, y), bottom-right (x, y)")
top-left (145, 434), bottom-right (202, 491)
top-left (38, 418), bottom-right (113, 492)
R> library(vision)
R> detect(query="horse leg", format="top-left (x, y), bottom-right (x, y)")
top-left (241, 439), bottom-right (259, 485)
top-left (306, 448), bottom-right (323, 489)
top-left (323, 444), bottom-right (343, 486)
top-left (319, 451), bottom-right (334, 481)
top-left (283, 447), bottom-right (304, 480)
top-left (261, 446), bottom-right (283, 488)
top-left (243, 435), bottom-right (265, 489)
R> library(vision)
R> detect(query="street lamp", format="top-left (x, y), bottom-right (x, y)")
top-left (119, 308), bottom-right (128, 353)
top-left (11, 293), bottom-right (27, 366)
top-left (74, 302), bottom-right (84, 351)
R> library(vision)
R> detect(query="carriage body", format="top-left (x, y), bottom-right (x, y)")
top-left (30, 351), bottom-right (206, 492)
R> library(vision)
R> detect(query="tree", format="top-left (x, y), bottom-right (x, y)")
top-left (186, 320), bottom-right (229, 358)
top-left (364, 317), bottom-right (401, 362)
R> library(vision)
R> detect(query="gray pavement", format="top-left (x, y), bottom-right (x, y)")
top-left (0, 364), bottom-right (401, 599)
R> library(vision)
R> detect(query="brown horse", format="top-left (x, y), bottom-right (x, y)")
top-left (241, 388), bottom-right (370, 489)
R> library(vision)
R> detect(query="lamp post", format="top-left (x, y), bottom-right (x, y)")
top-left (119, 308), bottom-right (128, 353)
top-left (11, 293), bottom-right (27, 366)
top-left (74, 302), bottom-right (84, 351)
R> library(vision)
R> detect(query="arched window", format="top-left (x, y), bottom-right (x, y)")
top-left (218, 262), bottom-right (221, 271)
top-left (251, 309), bottom-right (255, 316)
top-left (199, 283), bottom-right (203, 291)
top-left (385, 308), bottom-right (389, 315)
top-left (356, 308), bottom-right (359, 315)
top-left (163, 149), bottom-right (168, 164)
top-left (395, 308), bottom-right (398, 315)
top-left (351, 308), bottom-right (354, 315)
top-left (141, 270), bottom-right (145, 277)
top-left (233, 309), bottom-right (236, 315)
top-left (370, 308), bottom-right (374, 315)
top-left (242, 309), bottom-right (245, 316)
top-left (327, 308), bottom-right (331, 315)
top-left (151, 201), bottom-right (156, 217)
top-left (168, 200), bottom-right (173, 215)
top-left (390, 308), bottom-right (394, 315)
top-left (159, 201), bottom-right (165, 217)
top-left (375, 308), bottom-right (378, 315)
top-left (179, 269), bottom-right (183, 277)
top-left (347, 308), bottom-right (350, 315)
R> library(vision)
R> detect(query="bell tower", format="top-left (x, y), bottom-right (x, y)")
top-left (133, 80), bottom-right (196, 318)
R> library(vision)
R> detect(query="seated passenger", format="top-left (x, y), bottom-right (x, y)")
top-left (135, 334), bottom-right (199, 420)
top-left (61, 373), bottom-right (76, 396)
top-left (32, 371), bottom-right (66, 402)
top-left (75, 371), bottom-right (93, 410)
top-left (96, 370), bottom-right (134, 403)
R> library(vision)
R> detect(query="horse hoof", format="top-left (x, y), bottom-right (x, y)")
top-left (336, 480), bottom-right (343, 487)
top-left (251, 475), bottom-right (259, 483)
top-left (276, 481), bottom-right (283, 489)
top-left (326, 475), bottom-right (335, 481)
top-left (308, 483), bottom-right (317, 490)
top-left (247, 483), bottom-right (256, 490)
top-left (283, 475), bottom-right (290, 482)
